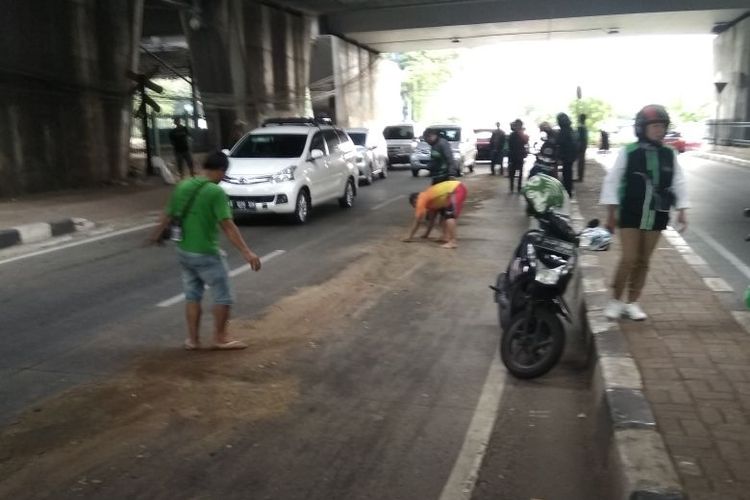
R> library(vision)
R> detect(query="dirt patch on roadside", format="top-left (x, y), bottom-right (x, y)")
top-left (0, 175), bottom-right (499, 497)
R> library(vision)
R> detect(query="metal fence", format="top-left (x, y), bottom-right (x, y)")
top-left (705, 121), bottom-right (750, 147)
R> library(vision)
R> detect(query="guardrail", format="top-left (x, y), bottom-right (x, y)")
top-left (705, 120), bottom-right (750, 147)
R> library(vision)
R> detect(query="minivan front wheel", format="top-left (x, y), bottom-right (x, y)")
top-left (292, 190), bottom-right (310, 224)
top-left (339, 178), bottom-right (355, 208)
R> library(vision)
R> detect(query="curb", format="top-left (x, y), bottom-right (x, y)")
top-left (0, 218), bottom-right (90, 250)
top-left (568, 200), bottom-right (687, 500)
top-left (690, 151), bottom-right (750, 168)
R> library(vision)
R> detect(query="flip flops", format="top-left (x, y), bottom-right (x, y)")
top-left (212, 340), bottom-right (248, 350)
top-left (184, 339), bottom-right (200, 351)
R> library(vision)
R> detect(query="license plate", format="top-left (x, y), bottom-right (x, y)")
top-left (538, 236), bottom-right (575, 256)
top-left (231, 199), bottom-right (256, 210)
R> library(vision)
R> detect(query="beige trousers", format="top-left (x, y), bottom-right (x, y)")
top-left (612, 228), bottom-right (661, 303)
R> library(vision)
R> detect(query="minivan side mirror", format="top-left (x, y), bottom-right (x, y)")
top-left (309, 149), bottom-right (325, 161)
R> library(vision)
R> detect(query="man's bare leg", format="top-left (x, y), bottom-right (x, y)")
top-left (441, 219), bottom-right (458, 249)
top-left (186, 301), bottom-right (202, 346)
top-left (212, 304), bottom-right (248, 349)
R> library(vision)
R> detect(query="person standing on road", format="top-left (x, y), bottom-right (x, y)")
top-left (507, 119), bottom-right (529, 193)
top-left (425, 128), bottom-right (458, 185)
top-left (148, 151), bottom-right (262, 350)
top-left (529, 122), bottom-right (559, 179)
top-left (556, 112), bottom-right (577, 197)
top-left (489, 122), bottom-right (506, 176)
top-left (601, 105), bottom-right (688, 321)
top-left (169, 117), bottom-right (195, 178)
top-left (576, 113), bottom-right (588, 181)
top-left (402, 180), bottom-right (468, 249)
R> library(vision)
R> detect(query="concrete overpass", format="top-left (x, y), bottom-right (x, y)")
top-left (0, 0), bottom-right (747, 196)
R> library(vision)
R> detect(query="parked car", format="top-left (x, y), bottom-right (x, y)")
top-left (409, 124), bottom-right (477, 177)
top-left (345, 127), bottom-right (389, 185)
top-left (474, 128), bottom-right (494, 161)
top-left (220, 118), bottom-right (358, 224)
top-left (663, 131), bottom-right (687, 153)
top-left (383, 123), bottom-right (418, 165)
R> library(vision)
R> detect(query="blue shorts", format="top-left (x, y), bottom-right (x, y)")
top-left (177, 249), bottom-right (234, 305)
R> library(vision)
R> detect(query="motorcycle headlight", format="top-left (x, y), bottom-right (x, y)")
top-left (535, 262), bottom-right (565, 285)
top-left (273, 166), bottom-right (296, 183)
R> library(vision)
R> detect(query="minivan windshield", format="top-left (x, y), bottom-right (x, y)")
top-left (233, 134), bottom-right (307, 158)
top-left (348, 133), bottom-right (367, 146)
top-left (383, 126), bottom-right (414, 140)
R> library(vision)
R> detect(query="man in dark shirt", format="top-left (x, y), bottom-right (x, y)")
top-left (424, 128), bottom-right (458, 185)
top-left (489, 122), bottom-right (506, 176)
top-left (507, 119), bottom-right (528, 193)
top-left (169, 117), bottom-right (195, 178)
top-left (576, 113), bottom-right (588, 181)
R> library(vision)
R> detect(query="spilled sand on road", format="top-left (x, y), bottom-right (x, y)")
top-left (0, 175), bottom-right (500, 497)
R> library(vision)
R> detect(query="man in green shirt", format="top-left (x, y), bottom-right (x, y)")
top-left (149, 152), bottom-right (261, 350)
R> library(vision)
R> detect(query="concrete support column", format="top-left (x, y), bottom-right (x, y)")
top-left (713, 14), bottom-right (750, 144)
top-left (0, 0), bottom-right (142, 197)
top-left (185, 0), bottom-right (314, 149)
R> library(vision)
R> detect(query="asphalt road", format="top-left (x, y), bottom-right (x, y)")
top-left (0, 167), bottom-right (605, 499)
top-left (677, 155), bottom-right (750, 310)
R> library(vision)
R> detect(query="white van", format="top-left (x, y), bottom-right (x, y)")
top-left (220, 119), bottom-right (359, 224)
top-left (383, 123), bottom-right (418, 165)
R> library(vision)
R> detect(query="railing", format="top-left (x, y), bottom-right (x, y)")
top-left (705, 121), bottom-right (750, 147)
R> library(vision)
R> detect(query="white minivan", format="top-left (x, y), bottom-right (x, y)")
top-left (220, 119), bottom-right (359, 224)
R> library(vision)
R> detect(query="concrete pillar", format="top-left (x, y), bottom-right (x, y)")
top-left (0, 0), bottom-right (142, 197)
top-left (185, 0), bottom-right (314, 149)
top-left (713, 14), bottom-right (750, 144)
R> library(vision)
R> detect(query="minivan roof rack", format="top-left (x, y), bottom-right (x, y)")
top-left (261, 116), bottom-right (333, 127)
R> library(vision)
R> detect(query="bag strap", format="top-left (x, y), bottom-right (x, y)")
top-left (176, 180), bottom-right (210, 220)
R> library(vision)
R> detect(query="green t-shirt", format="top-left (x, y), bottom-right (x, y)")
top-left (167, 177), bottom-right (231, 255)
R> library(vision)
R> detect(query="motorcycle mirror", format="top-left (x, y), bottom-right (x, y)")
top-left (586, 218), bottom-right (600, 228)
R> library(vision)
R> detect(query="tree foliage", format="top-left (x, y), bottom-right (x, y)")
top-left (396, 50), bottom-right (458, 122)
top-left (568, 97), bottom-right (613, 138)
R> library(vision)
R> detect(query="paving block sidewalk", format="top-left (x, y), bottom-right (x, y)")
top-left (576, 158), bottom-right (750, 500)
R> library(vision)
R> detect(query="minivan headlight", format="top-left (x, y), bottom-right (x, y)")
top-left (273, 166), bottom-right (296, 183)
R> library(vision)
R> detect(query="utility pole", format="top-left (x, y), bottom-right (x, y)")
top-left (127, 68), bottom-right (164, 176)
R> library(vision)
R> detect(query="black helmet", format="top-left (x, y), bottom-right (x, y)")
top-left (556, 112), bottom-right (571, 128)
top-left (634, 104), bottom-right (670, 139)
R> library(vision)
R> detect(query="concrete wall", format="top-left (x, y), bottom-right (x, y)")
top-left (714, 15), bottom-right (750, 122)
top-left (184, 0), bottom-right (315, 149)
top-left (0, 0), bottom-right (143, 197)
top-left (311, 35), bottom-right (401, 129)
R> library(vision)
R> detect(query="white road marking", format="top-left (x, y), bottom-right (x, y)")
top-left (0, 222), bottom-right (158, 267)
top-left (690, 227), bottom-right (750, 281)
top-left (439, 355), bottom-right (505, 500)
top-left (371, 195), bottom-right (406, 211)
top-left (156, 249), bottom-right (286, 308)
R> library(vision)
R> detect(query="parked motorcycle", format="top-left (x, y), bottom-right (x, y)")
top-left (490, 174), bottom-right (608, 379)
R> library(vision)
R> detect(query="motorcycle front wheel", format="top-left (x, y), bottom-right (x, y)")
top-left (500, 307), bottom-right (565, 379)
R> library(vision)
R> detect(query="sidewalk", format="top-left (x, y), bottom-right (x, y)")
top-left (576, 156), bottom-right (750, 500)
top-left (692, 145), bottom-right (750, 168)
top-left (0, 176), bottom-right (171, 249)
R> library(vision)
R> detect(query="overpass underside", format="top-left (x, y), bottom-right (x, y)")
top-left (0, 0), bottom-right (747, 195)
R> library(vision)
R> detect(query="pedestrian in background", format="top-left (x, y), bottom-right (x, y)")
top-left (599, 130), bottom-right (610, 153)
top-left (148, 151), bottom-right (262, 350)
top-left (507, 119), bottom-right (528, 193)
top-left (424, 128), bottom-right (458, 184)
top-left (576, 113), bottom-right (588, 181)
top-left (489, 122), bottom-right (506, 176)
top-left (169, 117), bottom-right (195, 178)
top-left (601, 105), bottom-right (688, 321)
top-left (556, 112), bottom-right (577, 197)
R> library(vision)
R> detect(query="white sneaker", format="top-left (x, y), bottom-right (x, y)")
top-left (624, 302), bottom-right (648, 321)
top-left (604, 299), bottom-right (625, 320)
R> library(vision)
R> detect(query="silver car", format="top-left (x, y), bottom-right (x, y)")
top-left (345, 127), bottom-right (389, 185)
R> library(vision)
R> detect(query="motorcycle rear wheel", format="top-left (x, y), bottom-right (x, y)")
top-left (500, 307), bottom-right (565, 379)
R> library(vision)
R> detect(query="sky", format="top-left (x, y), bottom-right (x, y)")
top-left (420, 34), bottom-right (716, 131)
